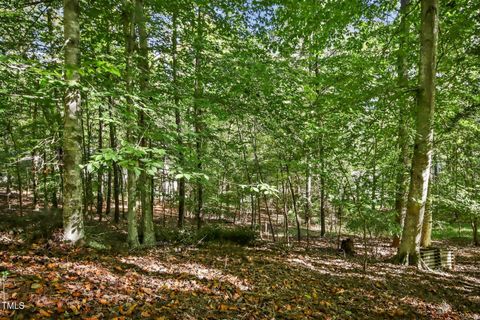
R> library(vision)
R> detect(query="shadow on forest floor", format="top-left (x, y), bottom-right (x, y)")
top-left (0, 205), bottom-right (479, 319)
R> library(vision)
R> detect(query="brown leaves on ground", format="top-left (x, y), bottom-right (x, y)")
top-left (0, 236), bottom-right (478, 319)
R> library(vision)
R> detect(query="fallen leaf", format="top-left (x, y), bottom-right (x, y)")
top-left (38, 309), bottom-right (51, 317)
top-left (31, 282), bottom-right (42, 290)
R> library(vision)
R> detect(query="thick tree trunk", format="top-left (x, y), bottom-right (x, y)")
top-left (62, 0), bottom-right (84, 243)
top-left (397, 0), bottom-right (438, 266)
top-left (394, 0), bottom-right (411, 246)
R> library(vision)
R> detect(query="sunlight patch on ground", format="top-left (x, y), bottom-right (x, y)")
top-left (119, 256), bottom-right (250, 291)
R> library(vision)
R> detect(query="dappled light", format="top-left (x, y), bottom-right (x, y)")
top-left (1, 0), bottom-right (479, 318)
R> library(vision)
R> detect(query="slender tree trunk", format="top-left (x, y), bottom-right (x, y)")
top-left (319, 140), bottom-right (326, 237)
top-left (420, 182), bottom-right (433, 247)
top-left (305, 163), bottom-right (312, 230)
top-left (394, 0), bottom-right (411, 247)
top-left (171, 9), bottom-right (186, 228)
top-left (8, 128), bottom-right (23, 215)
top-left (43, 151), bottom-right (48, 208)
top-left (96, 104), bottom-right (103, 220)
top-left (32, 104), bottom-right (39, 211)
top-left (371, 137), bottom-right (377, 211)
top-left (135, 0), bottom-right (155, 246)
top-left (236, 122), bottom-right (255, 228)
top-left (193, 6), bottom-right (204, 230)
top-left (123, 0), bottom-right (139, 248)
top-left (286, 165), bottom-right (301, 242)
top-left (281, 178), bottom-right (289, 244)
top-left (85, 98), bottom-right (93, 213)
top-left (251, 124), bottom-right (276, 241)
top-left (106, 168), bottom-right (111, 215)
top-left (62, 0), bottom-right (84, 243)
top-left (108, 101), bottom-right (120, 223)
top-left (397, 0), bottom-right (438, 266)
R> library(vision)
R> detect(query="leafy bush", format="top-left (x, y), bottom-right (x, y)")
top-left (197, 225), bottom-right (257, 246)
top-left (155, 224), bottom-right (256, 246)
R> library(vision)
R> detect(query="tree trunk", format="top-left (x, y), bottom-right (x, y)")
top-left (286, 166), bottom-right (301, 242)
top-left (96, 104), bottom-right (103, 220)
top-left (420, 183), bottom-right (432, 247)
top-left (472, 218), bottom-right (479, 246)
top-left (172, 9), bottom-right (186, 229)
top-left (394, 0), bottom-right (411, 246)
top-left (397, 0), bottom-right (438, 266)
top-left (135, 0), bottom-right (155, 246)
top-left (193, 6), bottom-right (204, 230)
top-left (109, 101), bottom-right (120, 223)
top-left (319, 140), bottom-right (326, 237)
top-left (123, 0), bottom-right (140, 248)
top-left (62, 0), bottom-right (84, 243)
top-left (32, 104), bottom-right (39, 211)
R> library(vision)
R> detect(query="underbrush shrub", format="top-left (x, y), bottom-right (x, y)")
top-left (197, 224), bottom-right (256, 245)
top-left (0, 209), bottom-right (62, 243)
top-left (155, 224), bottom-right (256, 246)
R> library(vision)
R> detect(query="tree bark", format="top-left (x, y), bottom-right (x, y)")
top-left (123, 0), bottom-right (140, 248)
top-left (319, 139), bottom-right (326, 237)
top-left (472, 218), bottom-right (479, 246)
top-left (420, 182), bottom-right (432, 247)
top-left (109, 102), bottom-right (120, 223)
top-left (394, 0), bottom-right (411, 246)
top-left (171, 9), bottom-right (186, 229)
top-left (193, 6), bottom-right (204, 230)
top-left (96, 104), bottom-right (103, 220)
top-left (62, 0), bottom-right (84, 243)
top-left (135, 0), bottom-right (155, 246)
top-left (397, 0), bottom-right (438, 266)
top-left (286, 165), bottom-right (301, 242)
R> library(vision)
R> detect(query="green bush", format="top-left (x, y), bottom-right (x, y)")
top-left (197, 225), bottom-right (256, 246)
top-left (155, 224), bottom-right (256, 246)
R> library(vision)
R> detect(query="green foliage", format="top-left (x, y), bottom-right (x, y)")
top-left (197, 225), bottom-right (257, 246)
top-left (431, 222), bottom-right (472, 241)
top-left (346, 207), bottom-right (401, 237)
top-left (155, 225), bottom-right (256, 246)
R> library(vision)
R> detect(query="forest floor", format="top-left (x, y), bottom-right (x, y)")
top-left (0, 206), bottom-right (479, 319)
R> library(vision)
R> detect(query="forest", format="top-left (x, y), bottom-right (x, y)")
top-left (0, 0), bottom-right (479, 319)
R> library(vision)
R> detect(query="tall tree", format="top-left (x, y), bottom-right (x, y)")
top-left (63, 0), bottom-right (84, 243)
top-left (135, 0), bottom-right (155, 246)
top-left (393, 0), bottom-right (411, 247)
top-left (193, 6), bottom-right (204, 230)
top-left (123, 0), bottom-right (140, 248)
top-left (397, 0), bottom-right (439, 265)
top-left (171, 8), bottom-right (186, 229)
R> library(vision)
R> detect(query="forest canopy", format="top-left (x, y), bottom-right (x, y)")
top-left (0, 0), bottom-right (479, 318)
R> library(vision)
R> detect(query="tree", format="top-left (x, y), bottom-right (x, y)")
top-left (135, 0), bottom-right (156, 246)
top-left (123, 0), bottom-right (140, 248)
top-left (397, 0), bottom-right (439, 266)
top-left (393, 0), bottom-right (412, 247)
top-left (62, 0), bottom-right (85, 243)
